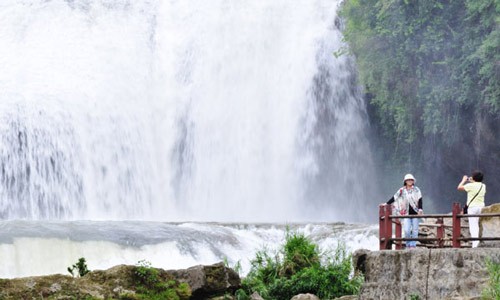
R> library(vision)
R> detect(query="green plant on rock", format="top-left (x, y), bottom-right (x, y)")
top-left (235, 288), bottom-right (250, 300)
top-left (409, 293), bottom-right (421, 300)
top-left (133, 260), bottom-right (191, 300)
top-left (67, 257), bottom-right (90, 277)
top-left (237, 230), bottom-right (362, 300)
top-left (224, 257), bottom-right (243, 276)
top-left (482, 258), bottom-right (500, 300)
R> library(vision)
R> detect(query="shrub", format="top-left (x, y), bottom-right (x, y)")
top-left (482, 258), bottom-right (500, 300)
top-left (238, 231), bottom-right (362, 300)
top-left (67, 257), bottom-right (90, 277)
top-left (133, 260), bottom-right (191, 300)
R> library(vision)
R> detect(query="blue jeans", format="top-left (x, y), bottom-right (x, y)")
top-left (404, 217), bottom-right (420, 247)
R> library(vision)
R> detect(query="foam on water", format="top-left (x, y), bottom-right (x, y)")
top-left (0, 221), bottom-right (378, 278)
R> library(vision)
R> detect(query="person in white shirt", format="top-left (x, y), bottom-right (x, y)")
top-left (457, 170), bottom-right (486, 248)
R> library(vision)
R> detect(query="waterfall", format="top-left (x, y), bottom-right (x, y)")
top-left (0, 0), bottom-right (377, 222)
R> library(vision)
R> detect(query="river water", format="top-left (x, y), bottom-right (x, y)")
top-left (0, 221), bottom-right (378, 278)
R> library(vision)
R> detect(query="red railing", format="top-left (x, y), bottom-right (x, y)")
top-left (379, 202), bottom-right (500, 250)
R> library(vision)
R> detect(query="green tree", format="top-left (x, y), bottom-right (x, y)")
top-left (340, 0), bottom-right (500, 207)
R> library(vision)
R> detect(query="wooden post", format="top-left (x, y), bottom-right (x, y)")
top-left (436, 217), bottom-right (444, 248)
top-left (452, 202), bottom-right (461, 248)
top-left (379, 204), bottom-right (392, 250)
top-left (395, 218), bottom-right (402, 250)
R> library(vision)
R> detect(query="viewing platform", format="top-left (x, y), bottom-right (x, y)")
top-left (379, 202), bottom-right (500, 250)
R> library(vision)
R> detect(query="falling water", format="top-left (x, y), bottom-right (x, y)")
top-left (0, 0), bottom-right (377, 222)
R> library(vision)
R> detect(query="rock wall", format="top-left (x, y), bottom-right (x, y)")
top-left (353, 248), bottom-right (500, 300)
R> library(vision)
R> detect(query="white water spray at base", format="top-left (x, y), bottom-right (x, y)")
top-left (0, 221), bottom-right (379, 278)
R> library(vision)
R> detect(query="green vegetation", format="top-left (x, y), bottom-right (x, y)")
top-left (339, 0), bottom-right (500, 202)
top-left (482, 258), bottom-right (500, 299)
top-left (409, 293), bottom-right (421, 300)
top-left (67, 257), bottom-right (90, 277)
top-left (131, 260), bottom-right (191, 300)
top-left (236, 231), bottom-right (362, 300)
top-left (224, 257), bottom-right (242, 275)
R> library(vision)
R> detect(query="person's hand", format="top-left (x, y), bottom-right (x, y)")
top-left (458, 175), bottom-right (468, 190)
top-left (418, 209), bottom-right (423, 215)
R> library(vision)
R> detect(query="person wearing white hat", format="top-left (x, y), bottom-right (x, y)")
top-left (386, 173), bottom-right (423, 249)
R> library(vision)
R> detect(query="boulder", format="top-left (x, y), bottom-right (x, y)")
top-left (250, 291), bottom-right (265, 300)
top-left (166, 262), bottom-right (241, 299)
top-left (291, 293), bottom-right (320, 300)
top-left (480, 203), bottom-right (500, 247)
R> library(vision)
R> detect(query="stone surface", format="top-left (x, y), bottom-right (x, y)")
top-left (167, 262), bottom-right (241, 299)
top-left (479, 203), bottom-right (500, 247)
top-left (0, 262), bottom-right (240, 300)
top-left (333, 296), bottom-right (359, 300)
top-left (250, 291), bottom-right (265, 300)
top-left (353, 248), bottom-right (500, 300)
top-left (291, 293), bottom-right (320, 300)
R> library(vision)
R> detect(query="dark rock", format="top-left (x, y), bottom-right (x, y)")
top-left (166, 262), bottom-right (241, 299)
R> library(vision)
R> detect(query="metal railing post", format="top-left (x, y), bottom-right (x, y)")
top-left (452, 202), bottom-right (461, 248)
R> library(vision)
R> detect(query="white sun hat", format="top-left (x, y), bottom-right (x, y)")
top-left (403, 173), bottom-right (416, 184)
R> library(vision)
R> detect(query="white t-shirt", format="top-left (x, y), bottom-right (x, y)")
top-left (464, 182), bottom-right (486, 207)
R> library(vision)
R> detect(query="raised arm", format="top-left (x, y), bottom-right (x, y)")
top-left (457, 175), bottom-right (468, 191)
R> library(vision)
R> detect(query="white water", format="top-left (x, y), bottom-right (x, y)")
top-left (0, 221), bottom-right (378, 278)
top-left (0, 0), bottom-right (378, 223)
top-left (0, 0), bottom-right (381, 279)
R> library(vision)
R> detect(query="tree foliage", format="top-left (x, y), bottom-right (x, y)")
top-left (340, 0), bottom-right (499, 207)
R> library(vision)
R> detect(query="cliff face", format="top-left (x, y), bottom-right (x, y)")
top-left (353, 248), bottom-right (500, 300)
